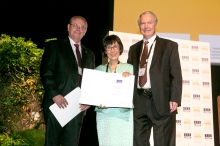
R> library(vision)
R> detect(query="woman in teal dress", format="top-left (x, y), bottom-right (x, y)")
top-left (95, 35), bottom-right (133, 146)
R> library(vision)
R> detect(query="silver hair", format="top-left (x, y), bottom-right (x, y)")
top-left (69, 16), bottom-right (88, 28)
top-left (137, 11), bottom-right (158, 25)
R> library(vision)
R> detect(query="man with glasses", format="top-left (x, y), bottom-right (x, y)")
top-left (40, 16), bottom-right (95, 146)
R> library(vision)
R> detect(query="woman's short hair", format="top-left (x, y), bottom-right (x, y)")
top-left (102, 35), bottom-right (124, 57)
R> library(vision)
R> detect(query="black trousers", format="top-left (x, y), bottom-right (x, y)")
top-left (44, 108), bottom-right (84, 146)
top-left (133, 89), bottom-right (176, 146)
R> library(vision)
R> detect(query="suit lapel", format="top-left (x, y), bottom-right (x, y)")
top-left (63, 38), bottom-right (78, 67)
top-left (136, 40), bottom-right (144, 69)
top-left (150, 36), bottom-right (164, 68)
top-left (81, 45), bottom-right (87, 68)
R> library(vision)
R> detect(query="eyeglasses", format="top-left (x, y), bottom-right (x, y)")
top-left (70, 23), bottom-right (87, 31)
top-left (106, 45), bottom-right (119, 51)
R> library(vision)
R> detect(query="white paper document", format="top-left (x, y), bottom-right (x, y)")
top-left (79, 68), bottom-right (134, 108)
top-left (49, 87), bottom-right (81, 127)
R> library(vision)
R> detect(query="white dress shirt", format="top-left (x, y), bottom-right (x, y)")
top-left (68, 37), bottom-right (82, 65)
top-left (137, 34), bottom-right (157, 89)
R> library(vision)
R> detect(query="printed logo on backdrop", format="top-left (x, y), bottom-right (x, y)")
top-left (194, 132), bottom-right (202, 143)
top-left (120, 37), bottom-right (130, 55)
top-left (194, 120), bottom-right (201, 127)
top-left (204, 134), bottom-right (212, 140)
top-left (193, 106), bottom-right (201, 117)
top-left (193, 94), bottom-right (200, 101)
top-left (182, 92), bottom-right (191, 102)
top-left (201, 57), bottom-right (209, 63)
top-left (203, 93), bottom-right (211, 103)
top-left (192, 80), bottom-right (200, 90)
top-left (204, 119), bottom-right (212, 130)
top-left (191, 45), bottom-right (199, 52)
top-left (182, 55), bottom-right (190, 62)
top-left (183, 80), bottom-right (190, 86)
top-left (202, 81), bottom-right (210, 87)
top-left (203, 108), bottom-right (211, 114)
top-left (121, 37), bottom-right (129, 44)
top-left (176, 119), bottom-right (181, 126)
top-left (183, 107), bottom-right (191, 113)
top-left (181, 66), bottom-right (190, 76)
top-left (201, 45), bottom-right (209, 55)
top-left (180, 43), bottom-right (190, 53)
top-left (191, 56), bottom-right (199, 65)
top-left (184, 133), bottom-right (191, 139)
top-left (176, 132), bottom-right (182, 142)
top-left (183, 119), bottom-right (191, 129)
top-left (192, 69), bottom-right (200, 75)
top-left (202, 68), bottom-right (210, 78)
top-left (177, 107), bottom-right (181, 115)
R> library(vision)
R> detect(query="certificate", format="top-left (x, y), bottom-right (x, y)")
top-left (79, 68), bottom-right (134, 108)
top-left (49, 87), bottom-right (81, 127)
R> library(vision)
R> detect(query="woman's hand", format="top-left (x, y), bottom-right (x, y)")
top-left (122, 72), bottom-right (131, 77)
top-left (98, 104), bottom-right (107, 108)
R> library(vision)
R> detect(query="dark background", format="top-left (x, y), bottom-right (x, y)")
top-left (1, 0), bottom-right (220, 145)
top-left (0, 0), bottom-right (114, 67)
top-left (0, 0), bottom-right (114, 145)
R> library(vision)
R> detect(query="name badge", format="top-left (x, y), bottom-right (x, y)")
top-left (78, 67), bottom-right (82, 75)
top-left (139, 68), bottom-right (146, 76)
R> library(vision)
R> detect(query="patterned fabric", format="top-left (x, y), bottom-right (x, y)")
top-left (74, 43), bottom-right (82, 87)
top-left (139, 41), bottom-right (148, 87)
top-left (95, 63), bottom-right (133, 146)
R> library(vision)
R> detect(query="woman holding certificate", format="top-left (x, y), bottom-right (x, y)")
top-left (95, 35), bottom-right (133, 146)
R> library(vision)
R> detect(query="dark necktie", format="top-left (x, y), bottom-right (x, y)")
top-left (139, 41), bottom-right (149, 87)
top-left (74, 44), bottom-right (82, 87)
top-left (74, 44), bottom-right (81, 67)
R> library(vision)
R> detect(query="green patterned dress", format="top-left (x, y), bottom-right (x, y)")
top-left (95, 63), bottom-right (133, 146)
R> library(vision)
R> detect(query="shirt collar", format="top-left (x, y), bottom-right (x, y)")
top-left (68, 37), bottom-right (81, 46)
top-left (143, 34), bottom-right (157, 44)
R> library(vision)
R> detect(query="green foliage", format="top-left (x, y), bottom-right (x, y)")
top-left (14, 129), bottom-right (45, 146)
top-left (0, 34), bottom-right (44, 132)
top-left (44, 38), bottom-right (57, 42)
top-left (0, 133), bottom-right (28, 146)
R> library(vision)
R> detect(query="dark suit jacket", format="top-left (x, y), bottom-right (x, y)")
top-left (127, 36), bottom-right (182, 116)
top-left (40, 37), bottom-right (95, 108)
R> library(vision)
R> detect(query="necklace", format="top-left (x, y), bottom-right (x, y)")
top-left (106, 61), bottom-right (120, 73)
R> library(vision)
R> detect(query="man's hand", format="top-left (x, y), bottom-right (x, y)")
top-left (170, 101), bottom-right (178, 113)
top-left (52, 94), bottom-right (68, 109)
top-left (80, 104), bottom-right (90, 111)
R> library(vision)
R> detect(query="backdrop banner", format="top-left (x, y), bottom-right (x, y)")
top-left (107, 31), bottom-right (214, 146)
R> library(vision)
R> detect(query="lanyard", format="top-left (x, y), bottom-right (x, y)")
top-left (106, 61), bottom-right (120, 73)
top-left (144, 39), bottom-right (156, 63)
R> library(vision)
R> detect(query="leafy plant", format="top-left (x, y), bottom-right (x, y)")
top-left (0, 34), bottom-right (44, 132)
top-left (0, 133), bottom-right (28, 146)
top-left (14, 129), bottom-right (45, 146)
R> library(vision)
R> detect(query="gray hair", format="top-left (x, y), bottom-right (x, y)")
top-left (69, 16), bottom-right (88, 28)
top-left (137, 11), bottom-right (158, 25)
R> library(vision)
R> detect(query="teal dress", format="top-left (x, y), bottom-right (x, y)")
top-left (95, 63), bottom-right (133, 146)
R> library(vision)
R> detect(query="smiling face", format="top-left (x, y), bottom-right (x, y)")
top-left (67, 17), bottom-right (87, 43)
top-left (105, 42), bottom-right (120, 62)
top-left (139, 13), bottom-right (157, 40)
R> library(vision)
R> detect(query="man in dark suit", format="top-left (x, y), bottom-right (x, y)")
top-left (127, 11), bottom-right (182, 146)
top-left (40, 16), bottom-right (95, 146)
